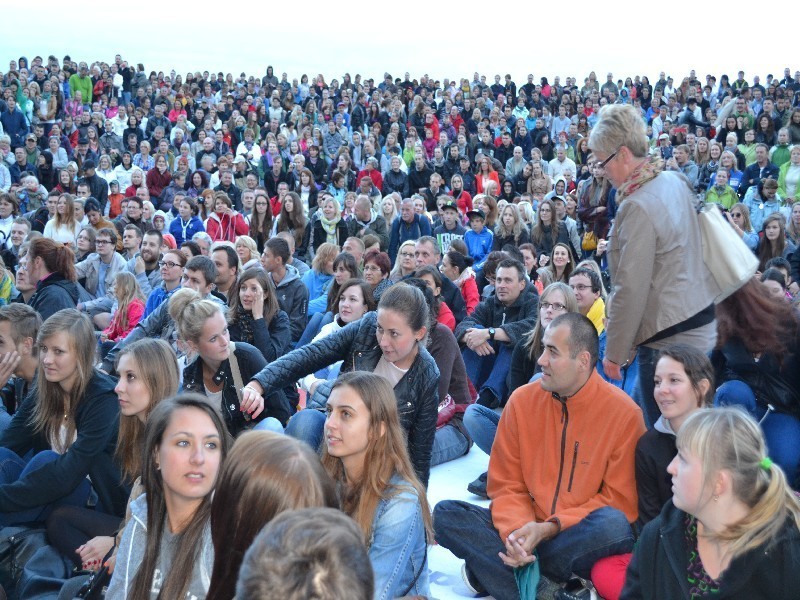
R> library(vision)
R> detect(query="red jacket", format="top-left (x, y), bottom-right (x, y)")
top-left (475, 171), bottom-right (500, 195)
top-left (103, 298), bottom-right (145, 341)
top-left (146, 167), bottom-right (172, 200)
top-left (206, 210), bottom-right (249, 242)
top-left (459, 276), bottom-right (479, 316)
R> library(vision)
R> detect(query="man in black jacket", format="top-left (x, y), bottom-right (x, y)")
top-left (455, 259), bottom-right (539, 408)
top-left (81, 159), bottom-right (109, 215)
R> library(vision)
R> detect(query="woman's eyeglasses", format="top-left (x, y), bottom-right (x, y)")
top-left (158, 260), bottom-right (181, 269)
top-left (541, 302), bottom-right (567, 311)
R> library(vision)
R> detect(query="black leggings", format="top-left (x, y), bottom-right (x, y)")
top-left (46, 506), bottom-right (122, 568)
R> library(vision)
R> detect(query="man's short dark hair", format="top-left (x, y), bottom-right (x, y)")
top-left (212, 243), bottom-right (239, 272)
top-left (123, 224), bottom-right (143, 239)
top-left (144, 229), bottom-right (163, 245)
top-left (764, 256), bottom-right (790, 272)
top-left (126, 196), bottom-right (144, 209)
top-left (549, 313), bottom-right (599, 367)
top-left (97, 227), bottom-right (118, 247)
top-left (570, 267), bottom-right (602, 294)
top-left (501, 244), bottom-right (524, 264)
top-left (496, 258), bottom-right (525, 281)
top-left (237, 508), bottom-right (373, 600)
top-left (185, 255), bottom-right (217, 287)
top-left (265, 237), bottom-right (290, 265)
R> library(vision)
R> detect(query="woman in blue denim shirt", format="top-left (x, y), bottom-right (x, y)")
top-left (322, 371), bottom-right (432, 600)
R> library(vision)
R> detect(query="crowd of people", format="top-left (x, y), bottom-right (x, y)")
top-left (0, 51), bottom-right (798, 599)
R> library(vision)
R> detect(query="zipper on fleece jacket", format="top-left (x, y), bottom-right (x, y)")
top-left (550, 396), bottom-right (569, 516)
top-left (567, 441), bottom-right (579, 493)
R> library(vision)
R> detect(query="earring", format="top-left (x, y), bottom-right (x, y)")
top-left (712, 494), bottom-right (719, 502)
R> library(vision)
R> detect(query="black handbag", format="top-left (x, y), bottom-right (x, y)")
top-left (74, 546), bottom-right (114, 600)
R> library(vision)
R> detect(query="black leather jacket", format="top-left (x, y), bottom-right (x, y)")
top-left (183, 342), bottom-right (291, 436)
top-left (250, 312), bottom-right (440, 486)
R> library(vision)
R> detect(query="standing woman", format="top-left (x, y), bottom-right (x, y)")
top-left (242, 284), bottom-right (440, 486)
top-left (589, 104), bottom-right (719, 428)
top-left (577, 160), bottom-right (613, 252)
top-left (105, 394), bottom-right (231, 600)
top-left (322, 372), bottom-right (433, 599)
top-left (24, 238), bottom-right (79, 321)
top-left (0, 309), bottom-right (127, 524)
top-left (169, 288), bottom-right (290, 435)
top-left (621, 408), bottom-right (800, 599)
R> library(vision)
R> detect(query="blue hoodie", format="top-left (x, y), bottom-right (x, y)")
top-left (464, 225), bottom-right (493, 270)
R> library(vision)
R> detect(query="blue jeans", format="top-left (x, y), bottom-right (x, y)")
top-left (0, 449), bottom-right (92, 525)
top-left (433, 501), bottom-right (635, 598)
top-left (463, 404), bottom-right (501, 455)
top-left (285, 409), bottom-right (326, 451)
top-left (253, 417), bottom-right (284, 434)
top-left (715, 380), bottom-right (800, 486)
top-left (430, 424), bottom-right (470, 467)
top-left (462, 342), bottom-right (513, 404)
top-left (636, 346), bottom-right (659, 429)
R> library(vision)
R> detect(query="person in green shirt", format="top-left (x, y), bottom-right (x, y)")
top-left (704, 169), bottom-right (739, 209)
top-left (69, 63), bottom-right (93, 106)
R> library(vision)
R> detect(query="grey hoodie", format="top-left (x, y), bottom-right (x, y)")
top-left (270, 264), bottom-right (309, 344)
top-left (106, 494), bottom-right (214, 600)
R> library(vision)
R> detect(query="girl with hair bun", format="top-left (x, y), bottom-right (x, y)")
top-left (169, 287), bottom-right (290, 436)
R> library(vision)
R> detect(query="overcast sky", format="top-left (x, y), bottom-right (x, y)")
top-left (2, 2), bottom-right (794, 88)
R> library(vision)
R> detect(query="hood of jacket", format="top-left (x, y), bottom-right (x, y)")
top-left (273, 263), bottom-right (300, 289)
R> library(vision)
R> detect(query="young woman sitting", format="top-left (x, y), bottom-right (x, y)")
top-left (322, 372), bottom-right (433, 599)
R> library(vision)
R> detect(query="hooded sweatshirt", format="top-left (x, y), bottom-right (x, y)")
top-left (271, 264), bottom-right (309, 344)
top-left (106, 494), bottom-right (214, 600)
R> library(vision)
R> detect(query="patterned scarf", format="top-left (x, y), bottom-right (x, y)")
top-left (319, 212), bottom-right (341, 244)
top-left (615, 155), bottom-right (664, 204)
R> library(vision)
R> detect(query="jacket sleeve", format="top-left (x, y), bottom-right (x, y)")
top-left (250, 315), bottom-right (368, 393)
top-left (286, 282), bottom-right (309, 343)
top-left (235, 213), bottom-right (249, 236)
top-left (0, 382), bottom-right (119, 512)
top-left (0, 393), bottom-right (38, 457)
top-left (635, 434), bottom-right (667, 526)
top-left (369, 492), bottom-right (426, 600)
top-left (499, 298), bottom-right (539, 346)
top-left (454, 299), bottom-right (487, 342)
top-left (249, 311), bottom-right (291, 362)
top-left (408, 362), bottom-right (439, 487)
top-left (388, 220), bottom-right (400, 262)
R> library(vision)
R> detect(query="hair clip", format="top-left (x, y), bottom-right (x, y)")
top-left (759, 457), bottom-right (773, 471)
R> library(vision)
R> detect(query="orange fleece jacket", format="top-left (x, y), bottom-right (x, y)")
top-left (487, 370), bottom-right (645, 540)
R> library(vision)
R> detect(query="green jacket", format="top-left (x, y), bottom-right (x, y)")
top-left (704, 185), bottom-right (739, 209)
top-left (68, 73), bottom-right (93, 103)
top-left (770, 143), bottom-right (792, 168)
top-left (777, 160), bottom-right (800, 201)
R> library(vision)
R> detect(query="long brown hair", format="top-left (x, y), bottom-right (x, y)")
top-left (227, 267), bottom-right (279, 325)
top-left (715, 279), bottom-right (797, 361)
top-left (30, 309), bottom-right (95, 453)
top-left (757, 214), bottom-right (787, 272)
top-left (321, 372), bottom-right (433, 544)
top-left (114, 339), bottom-right (179, 482)
top-left (129, 394), bottom-right (231, 600)
top-left (206, 432), bottom-right (338, 600)
top-left (276, 191), bottom-right (307, 250)
top-left (531, 198), bottom-right (560, 248)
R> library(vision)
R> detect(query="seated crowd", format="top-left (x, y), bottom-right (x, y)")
top-left (0, 52), bottom-right (798, 599)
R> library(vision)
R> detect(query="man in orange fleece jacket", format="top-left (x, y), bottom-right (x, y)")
top-left (434, 313), bottom-right (646, 598)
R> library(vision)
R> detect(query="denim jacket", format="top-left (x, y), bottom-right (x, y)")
top-left (369, 474), bottom-right (429, 600)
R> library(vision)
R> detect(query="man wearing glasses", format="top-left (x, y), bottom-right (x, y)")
top-left (569, 268), bottom-right (605, 335)
top-left (75, 227), bottom-right (127, 327)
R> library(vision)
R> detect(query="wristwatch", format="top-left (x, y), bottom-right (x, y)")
top-left (488, 327), bottom-right (496, 341)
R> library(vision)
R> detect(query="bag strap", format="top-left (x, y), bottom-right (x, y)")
top-left (228, 341), bottom-right (244, 404)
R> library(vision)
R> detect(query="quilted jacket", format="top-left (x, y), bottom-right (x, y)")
top-left (250, 311), bottom-right (440, 486)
